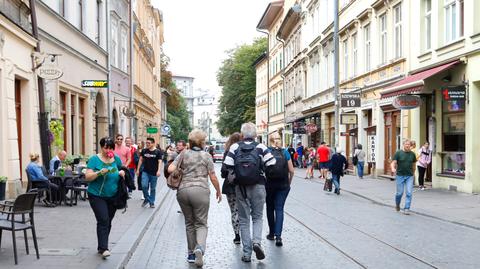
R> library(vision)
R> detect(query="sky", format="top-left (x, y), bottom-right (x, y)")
top-left (151, 0), bottom-right (271, 96)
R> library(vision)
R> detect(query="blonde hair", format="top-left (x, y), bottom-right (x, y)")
top-left (29, 152), bottom-right (40, 162)
top-left (269, 133), bottom-right (282, 148)
top-left (188, 129), bottom-right (207, 149)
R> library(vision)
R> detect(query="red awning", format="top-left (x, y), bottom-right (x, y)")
top-left (381, 60), bottom-right (459, 98)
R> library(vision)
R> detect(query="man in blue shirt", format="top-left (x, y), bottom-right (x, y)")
top-left (49, 150), bottom-right (66, 175)
top-left (296, 142), bottom-right (304, 168)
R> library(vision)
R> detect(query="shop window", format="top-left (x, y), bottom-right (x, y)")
top-left (441, 98), bottom-right (465, 176)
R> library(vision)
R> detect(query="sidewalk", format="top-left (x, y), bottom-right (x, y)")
top-left (294, 168), bottom-right (480, 230)
top-left (0, 179), bottom-right (170, 269)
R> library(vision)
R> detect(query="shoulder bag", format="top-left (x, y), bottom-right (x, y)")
top-left (166, 151), bottom-right (185, 190)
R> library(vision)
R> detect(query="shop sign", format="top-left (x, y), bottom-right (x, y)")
top-left (293, 120), bottom-right (306, 134)
top-left (81, 80), bottom-right (108, 88)
top-left (367, 135), bottom-right (376, 163)
top-left (304, 123), bottom-right (318, 134)
top-left (442, 86), bottom-right (465, 100)
top-left (146, 127), bottom-right (158, 134)
top-left (341, 93), bottom-right (361, 107)
top-left (340, 114), bottom-right (357, 125)
top-left (392, 95), bottom-right (422, 110)
top-left (36, 64), bottom-right (63, 80)
top-left (340, 132), bottom-right (356, 136)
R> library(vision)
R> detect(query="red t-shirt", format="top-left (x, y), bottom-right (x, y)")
top-left (128, 147), bottom-right (136, 169)
top-left (317, 146), bottom-right (330, 163)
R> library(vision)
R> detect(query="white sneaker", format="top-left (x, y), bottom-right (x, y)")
top-left (403, 209), bottom-right (411, 215)
top-left (102, 250), bottom-right (111, 259)
top-left (194, 248), bottom-right (203, 267)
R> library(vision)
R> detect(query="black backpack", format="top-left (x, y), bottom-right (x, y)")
top-left (266, 147), bottom-right (288, 181)
top-left (234, 142), bottom-right (262, 185)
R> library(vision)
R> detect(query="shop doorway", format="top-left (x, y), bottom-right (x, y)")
top-left (15, 79), bottom-right (22, 177)
top-left (384, 110), bottom-right (401, 174)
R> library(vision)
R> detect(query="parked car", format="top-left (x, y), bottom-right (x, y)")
top-left (213, 143), bottom-right (225, 162)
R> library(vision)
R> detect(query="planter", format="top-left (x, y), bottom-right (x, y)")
top-left (0, 182), bottom-right (6, 200)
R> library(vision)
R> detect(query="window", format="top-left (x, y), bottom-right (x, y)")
top-left (343, 39), bottom-right (348, 80)
top-left (111, 17), bottom-right (118, 67)
top-left (77, 0), bottom-right (83, 31)
top-left (352, 34), bottom-right (357, 77)
top-left (425, 0), bottom-right (432, 50)
top-left (380, 14), bottom-right (387, 64)
top-left (445, 0), bottom-right (464, 43)
top-left (394, 3), bottom-right (402, 58)
top-left (364, 24), bottom-right (371, 72)
top-left (121, 26), bottom-right (128, 72)
top-left (60, 92), bottom-right (67, 151)
top-left (95, 0), bottom-right (101, 44)
top-left (441, 90), bottom-right (465, 176)
top-left (79, 98), bottom-right (85, 155)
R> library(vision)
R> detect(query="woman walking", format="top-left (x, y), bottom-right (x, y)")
top-left (84, 137), bottom-right (125, 258)
top-left (266, 133), bottom-right (294, 247)
top-left (354, 144), bottom-right (366, 179)
top-left (417, 142), bottom-right (432, 190)
top-left (305, 147), bottom-right (316, 179)
top-left (221, 132), bottom-right (242, 244)
top-left (168, 129), bottom-right (222, 267)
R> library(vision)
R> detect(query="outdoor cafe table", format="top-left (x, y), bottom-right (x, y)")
top-left (48, 174), bottom-right (82, 206)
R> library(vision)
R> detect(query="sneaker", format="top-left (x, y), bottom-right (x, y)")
top-left (275, 237), bottom-right (283, 247)
top-left (233, 234), bottom-right (241, 244)
top-left (150, 203), bottom-right (155, 208)
top-left (128, 192), bottom-right (132, 198)
top-left (252, 243), bottom-right (265, 260)
top-left (101, 250), bottom-right (111, 259)
top-left (395, 204), bottom-right (400, 212)
top-left (187, 253), bottom-right (195, 263)
top-left (141, 201), bottom-right (148, 208)
top-left (193, 248), bottom-right (203, 267)
top-left (241, 256), bottom-right (251, 263)
top-left (403, 209), bottom-right (411, 215)
top-left (420, 186), bottom-right (425, 191)
top-left (266, 234), bottom-right (275, 240)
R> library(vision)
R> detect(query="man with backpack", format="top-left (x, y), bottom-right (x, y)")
top-left (265, 133), bottom-right (294, 247)
top-left (136, 137), bottom-right (163, 208)
top-left (223, 122), bottom-right (276, 263)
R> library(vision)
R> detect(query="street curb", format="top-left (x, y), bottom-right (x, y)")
top-left (97, 183), bottom-right (173, 269)
top-left (294, 175), bottom-right (480, 231)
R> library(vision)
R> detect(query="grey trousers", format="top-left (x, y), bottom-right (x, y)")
top-left (177, 186), bottom-right (210, 253)
top-left (235, 184), bottom-right (266, 257)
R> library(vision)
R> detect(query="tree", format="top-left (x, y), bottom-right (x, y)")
top-left (161, 52), bottom-right (191, 142)
top-left (216, 37), bottom-right (267, 136)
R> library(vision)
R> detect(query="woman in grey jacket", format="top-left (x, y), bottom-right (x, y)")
top-left (354, 144), bottom-right (366, 179)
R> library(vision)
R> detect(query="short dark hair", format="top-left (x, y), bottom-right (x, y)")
top-left (116, 134), bottom-right (123, 139)
top-left (147, 137), bottom-right (155, 143)
top-left (321, 141), bottom-right (326, 145)
top-left (100, 137), bottom-right (115, 149)
top-left (177, 140), bottom-right (186, 146)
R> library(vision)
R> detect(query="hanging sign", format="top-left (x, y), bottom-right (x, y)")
top-left (341, 93), bottom-right (361, 107)
top-left (367, 135), bottom-right (376, 163)
top-left (146, 127), bottom-right (158, 134)
top-left (392, 95), bottom-right (422, 110)
top-left (81, 80), bottom-right (108, 88)
top-left (340, 114), bottom-right (357, 125)
top-left (442, 86), bottom-right (465, 100)
top-left (293, 120), bottom-right (306, 134)
top-left (36, 64), bottom-right (63, 80)
top-left (304, 123), bottom-right (318, 134)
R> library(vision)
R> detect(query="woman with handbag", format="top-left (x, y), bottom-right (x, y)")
top-left (84, 137), bottom-right (125, 259)
top-left (168, 129), bottom-right (222, 267)
top-left (354, 144), bottom-right (366, 179)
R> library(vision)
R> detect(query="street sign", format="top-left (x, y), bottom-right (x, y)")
top-left (341, 93), bottom-right (361, 107)
top-left (146, 127), bottom-right (158, 134)
top-left (340, 114), bottom-right (357, 125)
top-left (81, 80), bottom-right (108, 88)
top-left (161, 124), bottom-right (171, 135)
top-left (392, 95), bottom-right (422, 110)
top-left (36, 64), bottom-right (63, 80)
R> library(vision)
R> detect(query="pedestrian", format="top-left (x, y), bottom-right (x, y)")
top-left (287, 144), bottom-right (296, 167)
top-left (220, 132), bottom-right (242, 245)
top-left (317, 142), bottom-right (330, 179)
top-left (177, 140), bottom-right (186, 153)
top-left (354, 144), bottom-right (366, 179)
top-left (49, 150), bottom-right (66, 175)
top-left (136, 143), bottom-right (144, 196)
top-left (26, 153), bottom-right (59, 206)
top-left (136, 137), bottom-right (163, 208)
top-left (296, 142), bottom-right (304, 168)
top-left (305, 147), bottom-right (316, 179)
top-left (208, 145), bottom-right (215, 159)
top-left (417, 141), bottom-right (432, 190)
top-left (330, 148), bottom-right (348, 195)
top-left (223, 122), bottom-right (276, 263)
top-left (84, 137), bottom-right (125, 258)
top-left (114, 134), bottom-right (131, 166)
top-left (391, 139), bottom-right (417, 215)
top-left (265, 133), bottom-right (294, 247)
top-left (163, 145), bottom-right (171, 165)
top-left (125, 137), bottom-right (137, 194)
top-left (168, 129), bottom-right (222, 267)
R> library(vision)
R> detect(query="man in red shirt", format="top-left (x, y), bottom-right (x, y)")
top-left (317, 142), bottom-right (330, 179)
top-left (114, 134), bottom-right (132, 166)
top-left (125, 137), bottom-right (137, 194)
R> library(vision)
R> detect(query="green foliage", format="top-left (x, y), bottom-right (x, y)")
top-left (216, 37), bottom-right (267, 136)
top-left (0, 176), bottom-right (7, 183)
top-left (49, 120), bottom-right (64, 149)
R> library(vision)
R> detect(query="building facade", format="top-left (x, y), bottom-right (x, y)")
top-left (192, 88), bottom-right (221, 143)
top-left (172, 75), bottom-right (195, 127)
top-left (254, 53), bottom-right (268, 144)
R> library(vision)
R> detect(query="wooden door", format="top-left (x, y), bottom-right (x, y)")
top-left (384, 111), bottom-right (400, 174)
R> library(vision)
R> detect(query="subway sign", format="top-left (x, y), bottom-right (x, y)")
top-left (81, 80), bottom-right (108, 88)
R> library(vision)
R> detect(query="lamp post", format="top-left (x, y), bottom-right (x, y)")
top-left (333, 0), bottom-right (340, 150)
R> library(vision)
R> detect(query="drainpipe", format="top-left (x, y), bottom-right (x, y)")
top-left (256, 28), bottom-right (270, 144)
top-left (129, 0), bottom-right (134, 137)
top-left (106, 0), bottom-right (112, 137)
top-left (276, 34), bottom-right (286, 147)
top-left (29, 0), bottom-right (51, 165)
top-left (333, 0), bottom-right (340, 150)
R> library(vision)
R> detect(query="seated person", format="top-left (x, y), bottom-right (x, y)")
top-left (27, 153), bottom-right (59, 206)
top-left (49, 150), bottom-right (66, 175)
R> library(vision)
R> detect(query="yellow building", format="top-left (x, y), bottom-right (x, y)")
top-left (254, 53), bottom-right (268, 144)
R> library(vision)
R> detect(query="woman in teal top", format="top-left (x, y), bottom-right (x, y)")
top-left (84, 137), bottom-right (125, 259)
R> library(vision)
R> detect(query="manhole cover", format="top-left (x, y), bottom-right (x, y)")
top-left (39, 248), bottom-right (81, 256)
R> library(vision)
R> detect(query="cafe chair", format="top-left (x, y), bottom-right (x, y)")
top-left (0, 192), bottom-right (40, 265)
top-left (25, 169), bottom-right (51, 204)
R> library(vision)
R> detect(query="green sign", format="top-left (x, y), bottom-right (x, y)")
top-left (146, 127), bottom-right (158, 134)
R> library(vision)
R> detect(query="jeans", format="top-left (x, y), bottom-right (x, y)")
top-left (89, 194), bottom-right (116, 251)
top-left (141, 172), bottom-right (158, 205)
top-left (332, 174), bottom-right (340, 192)
top-left (357, 162), bottom-right (364, 178)
top-left (297, 156), bottom-right (303, 168)
top-left (266, 186), bottom-right (290, 237)
top-left (236, 184), bottom-right (266, 257)
top-left (177, 186), bottom-right (210, 253)
top-left (395, 175), bottom-right (414, 209)
top-left (128, 168), bottom-right (136, 192)
top-left (417, 166), bottom-right (427, 186)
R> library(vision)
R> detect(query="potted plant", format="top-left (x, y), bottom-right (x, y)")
top-left (0, 176), bottom-right (7, 200)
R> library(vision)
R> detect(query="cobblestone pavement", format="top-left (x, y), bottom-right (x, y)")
top-left (126, 164), bottom-right (480, 269)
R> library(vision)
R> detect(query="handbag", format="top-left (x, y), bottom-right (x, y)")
top-left (166, 151), bottom-right (185, 190)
